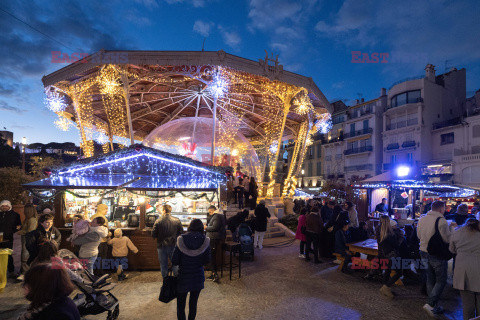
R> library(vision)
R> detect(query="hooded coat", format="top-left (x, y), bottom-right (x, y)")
top-left (26, 225), bottom-right (61, 264)
top-left (73, 226), bottom-right (109, 258)
top-left (0, 200), bottom-right (21, 243)
top-left (253, 204), bottom-right (271, 232)
top-left (172, 232), bottom-right (211, 293)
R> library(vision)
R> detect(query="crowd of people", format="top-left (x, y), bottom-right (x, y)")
top-left (293, 197), bottom-right (480, 319)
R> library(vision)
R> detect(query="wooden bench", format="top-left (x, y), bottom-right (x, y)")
top-left (333, 253), bottom-right (345, 272)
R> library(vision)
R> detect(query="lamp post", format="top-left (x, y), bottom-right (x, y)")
top-left (22, 136), bottom-right (26, 172)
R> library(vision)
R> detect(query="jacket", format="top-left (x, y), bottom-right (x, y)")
top-left (26, 225), bottom-right (62, 264)
top-left (206, 213), bottom-right (226, 240)
top-left (253, 204), bottom-right (271, 232)
top-left (108, 235), bottom-right (138, 257)
top-left (0, 209), bottom-right (21, 242)
top-left (295, 214), bottom-right (307, 241)
top-left (378, 233), bottom-right (400, 258)
top-left (172, 232), bottom-right (211, 293)
top-left (320, 206), bottom-right (333, 222)
top-left (73, 226), bottom-right (109, 258)
top-left (305, 212), bottom-right (324, 235)
top-left (444, 213), bottom-right (474, 226)
top-left (417, 210), bottom-right (453, 253)
top-left (347, 208), bottom-right (359, 228)
top-left (29, 296), bottom-right (80, 320)
top-left (449, 226), bottom-right (480, 292)
top-left (326, 210), bottom-right (349, 233)
top-left (152, 215), bottom-right (184, 247)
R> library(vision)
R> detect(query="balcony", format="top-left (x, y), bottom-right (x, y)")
top-left (386, 118), bottom-right (418, 131)
top-left (402, 140), bottom-right (416, 148)
top-left (386, 143), bottom-right (400, 150)
top-left (344, 146), bottom-right (373, 155)
top-left (325, 155), bottom-right (332, 161)
top-left (322, 136), bottom-right (344, 144)
top-left (345, 164), bottom-right (373, 172)
top-left (344, 128), bottom-right (373, 139)
top-left (432, 117), bottom-right (462, 130)
top-left (349, 108), bottom-right (373, 119)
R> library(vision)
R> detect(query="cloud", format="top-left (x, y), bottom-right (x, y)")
top-left (163, 0), bottom-right (208, 7)
top-left (332, 81), bottom-right (345, 89)
top-left (314, 0), bottom-right (480, 65)
top-left (218, 26), bottom-right (241, 49)
top-left (193, 20), bottom-right (214, 37)
top-left (0, 101), bottom-right (26, 114)
top-left (11, 124), bottom-right (33, 129)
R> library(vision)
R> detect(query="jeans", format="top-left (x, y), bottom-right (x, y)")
top-left (305, 232), bottom-right (320, 262)
top-left (254, 231), bottom-right (265, 249)
top-left (420, 251), bottom-right (448, 307)
top-left (460, 290), bottom-right (480, 320)
top-left (20, 235), bottom-right (30, 274)
top-left (157, 246), bottom-right (177, 278)
top-left (384, 257), bottom-right (403, 287)
top-left (83, 255), bottom-right (97, 275)
top-left (177, 290), bottom-right (201, 320)
top-left (299, 240), bottom-right (306, 255)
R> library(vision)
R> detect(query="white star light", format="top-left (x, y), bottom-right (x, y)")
top-left (45, 90), bottom-right (67, 112)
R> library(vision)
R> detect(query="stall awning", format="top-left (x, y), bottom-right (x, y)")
top-left (23, 175), bottom-right (218, 191)
top-left (23, 175), bottom-right (139, 190)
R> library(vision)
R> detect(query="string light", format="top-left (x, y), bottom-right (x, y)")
top-left (54, 116), bottom-right (73, 131)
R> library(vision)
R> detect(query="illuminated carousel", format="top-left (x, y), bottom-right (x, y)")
top-left (42, 50), bottom-right (332, 198)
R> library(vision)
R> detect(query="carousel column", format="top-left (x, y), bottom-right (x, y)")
top-left (139, 191), bottom-right (146, 230)
top-left (282, 121), bottom-right (309, 198)
top-left (266, 101), bottom-right (291, 200)
top-left (71, 91), bottom-right (93, 158)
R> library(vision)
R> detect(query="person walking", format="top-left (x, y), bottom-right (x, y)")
top-left (243, 176), bottom-right (250, 204)
top-left (172, 219), bottom-right (211, 320)
top-left (0, 200), bottom-right (22, 276)
top-left (17, 204), bottom-right (38, 280)
top-left (344, 202), bottom-right (359, 228)
top-left (26, 214), bottom-right (61, 266)
top-left (19, 263), bottom-right (80, 320)
top-left (449, 218), bottom-right (480, 320)
top-left (253, 200), bottom-right (271, 249)
top-left (237, 178), bottom-right (245, 209)
top-left (72, 216), bottom-right (109, 274)
top-left (295, 208), bottom-right (308, 258)
top-left (417, 200), bottom-right (456, 317)
top-left (248, 177), bottom-right (258, 210)
top-left (152, 204), bottom-right (184, 279)
top-left (304, 207), bottom-right (323, 263)
top-left (445, 203), bottom-right (474, 226)
top-left (205, 205), bottom-right (225, 282)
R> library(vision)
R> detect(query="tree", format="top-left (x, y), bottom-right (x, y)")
top-left (0, 167), bottom-right (34, 204)
top-left (29, 156), bottom-right (63, 178)
top-left (0, 137), bottom-right (21, 168)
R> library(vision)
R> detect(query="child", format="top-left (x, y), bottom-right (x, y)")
top-left (334, 220), bottom-right (353, 274)
top-left (67, 215), bottom-right (90, 243)
top-left (108, 228), bottom-right (138, 281)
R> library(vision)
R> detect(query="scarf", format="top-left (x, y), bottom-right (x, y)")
top-left (17, 301), bottom-right (51, 320)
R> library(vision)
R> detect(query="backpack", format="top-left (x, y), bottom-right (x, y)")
top-left (427, 217), bottom-right (453, 260)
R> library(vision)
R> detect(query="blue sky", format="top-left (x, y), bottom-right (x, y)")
top-left (1, 0), bottom-right (479, 144)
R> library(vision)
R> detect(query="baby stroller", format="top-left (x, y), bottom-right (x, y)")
top-left (237, 223), bottom-right (254, 261)
top-left (58, 249), bottom-right (120, 320)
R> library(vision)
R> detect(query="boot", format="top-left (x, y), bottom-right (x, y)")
top-left (380, 285), bottom-right (394, 299)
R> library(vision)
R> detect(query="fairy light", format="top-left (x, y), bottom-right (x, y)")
top-left (45, 88), bottom-right (68, 112)
top-left (54, 116), bottom-right (73, 131)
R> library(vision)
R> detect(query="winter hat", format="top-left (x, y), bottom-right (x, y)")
top-left (0, 200), bottom-right (12, 210)
top-left (114, 228), bottom-right (123, 238)
top-left (43, 208), bottom-right (52, 215)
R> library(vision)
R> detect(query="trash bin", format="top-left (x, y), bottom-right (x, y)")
top-left (0, 249), bottom-right (13, 292)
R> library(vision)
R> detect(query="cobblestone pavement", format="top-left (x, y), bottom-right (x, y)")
top-left (1, 237), bottom-right (462, 320)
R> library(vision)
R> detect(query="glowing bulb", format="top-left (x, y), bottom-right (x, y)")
top-left (397, 166), bottom-right (410, 177)
top-left (138, 197), bottom-right (145, 204)
top-left (231, 149), bottom-right (239, 156)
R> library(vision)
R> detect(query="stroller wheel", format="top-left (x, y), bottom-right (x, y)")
top-left (107, 305), bottom-right (119, 320)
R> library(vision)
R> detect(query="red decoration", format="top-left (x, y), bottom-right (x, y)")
top-left (181, 142), bottom-right (197, 159)
top-left (401, 192), bottom-right (408, 199)
top-left (135, 146), bottom-right (142, 152)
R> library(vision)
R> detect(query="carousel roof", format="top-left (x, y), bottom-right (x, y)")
top-left (42, 50), bottom-right (331, 142)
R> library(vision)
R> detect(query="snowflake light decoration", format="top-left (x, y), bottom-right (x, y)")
top-left (269, 141), bottom-right (278, 154)
top-left (94, 130), bottom-right (110, 145)
top-left (54, 116), bottom-right (73, 131)
top-left (45, 88), bottom-right (67, 112)
top-left (208, 73), bottom-right (227, 97)
top-left (315, 113), bottom-right (333, 134)
top-left (306, 137), bottom-right (313, 146)
top-left (293, 94), bottom-right (313, 115)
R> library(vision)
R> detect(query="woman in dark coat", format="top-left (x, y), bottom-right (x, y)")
top-left (19, 263), bottom-right (80, 320)
top-left (253, 200), bottom-right (271, 249)
top-left (172, 219), bottom-right (211, 320)
top-left (248, 177), bottom-right (258, 210)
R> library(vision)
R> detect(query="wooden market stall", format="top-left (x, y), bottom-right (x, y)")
top-left (24, 144), bottom-right (227, 270)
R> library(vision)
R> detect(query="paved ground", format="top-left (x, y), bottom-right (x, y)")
top-left (1, 237), bottom-right (463, 320)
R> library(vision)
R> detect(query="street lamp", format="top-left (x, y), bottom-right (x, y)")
top-left (22, 137), bottom-right (26, 172)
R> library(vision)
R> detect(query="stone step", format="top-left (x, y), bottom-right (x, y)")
top-left (264, 230), bottom-right (285, 238)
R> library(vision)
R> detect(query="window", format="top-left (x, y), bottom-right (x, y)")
top-left (440, 133), bottom-right (454, 145)
top-left (363, 119), bottom-right (369, 130)
top-left (316, 162), bottom-right (322, 176)
top-left (348, 141), bottom-right (358, 150)
top-left (308, 163), bottom-right (313, 176)
top-left (390, 90), bottom-right (421, 108)
top-left (350, 123), bottom-right (355, 134)
top-left (391, 155), bottom-right (397, 163)
top-left (473, 125), bottom-right (480, 138)
top-left (308, 147), bottom-right (313, 157)
top-left (317, 145), bottom-right (322, 158)
top-left (407, 153), bottom-right (413, 162)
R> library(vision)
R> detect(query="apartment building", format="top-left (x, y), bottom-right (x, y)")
top-left (322, 100), bottom-right (347, 182)
top-left (343, 93), bottom-right (386, 182)
top-left (382, 65), bottom-right (466, 174)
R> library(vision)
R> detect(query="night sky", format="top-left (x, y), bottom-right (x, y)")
top-left (1, 0), bottom-right (479, 144)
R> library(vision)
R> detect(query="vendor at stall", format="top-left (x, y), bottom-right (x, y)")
top-left (375, 198), bottom-right (389, 213)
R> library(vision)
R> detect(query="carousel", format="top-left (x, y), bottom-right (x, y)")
top-left (28, 50), bottom-right (331, 269)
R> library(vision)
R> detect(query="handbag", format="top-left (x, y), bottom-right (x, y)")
top-left (158, 270), bottom-right (177, 303)
top-left (427, 217), bottom-right (453, 261)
